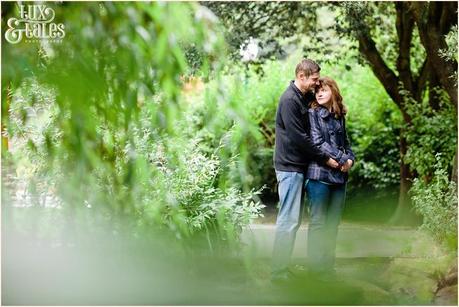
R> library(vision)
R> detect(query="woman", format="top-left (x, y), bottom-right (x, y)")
top-left (306, 76), bottom-right (355, 276)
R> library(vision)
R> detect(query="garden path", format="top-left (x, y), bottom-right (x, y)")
top-left (241, 222), bottom-right (457, 305)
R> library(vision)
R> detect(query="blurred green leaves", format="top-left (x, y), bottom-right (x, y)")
top-left (3, 2), bottom-right (261, 245)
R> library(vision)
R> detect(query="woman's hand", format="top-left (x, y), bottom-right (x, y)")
top-left (340, 159), bottom-right (353, 172)
top-left (326, 158), bottom-right (340, 169)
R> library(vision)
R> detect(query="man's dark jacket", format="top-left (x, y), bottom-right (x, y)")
top-left (274, 81), bottom-right (328, 173)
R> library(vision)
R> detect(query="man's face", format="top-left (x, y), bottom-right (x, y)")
top-left (299, 72), bottom-right (320, 93)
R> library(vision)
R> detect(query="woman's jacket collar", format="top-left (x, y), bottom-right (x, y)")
top-left (318, 107), bottom-right (331, 119)
top-left (317, 106), bottom-right (343, 119)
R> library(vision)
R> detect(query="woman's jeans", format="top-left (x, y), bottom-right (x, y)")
top-left (306, 179), bottom-right (346, 273)
top-left (271, 171), bottom-right (305, 279)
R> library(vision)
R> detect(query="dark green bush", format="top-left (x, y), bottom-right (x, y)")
top-left (402, 88), bottom-right (457, 249)
top-left (403, 88), bottom-right (457, 179)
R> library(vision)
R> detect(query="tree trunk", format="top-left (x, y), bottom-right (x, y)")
top-left (351, 3), bottom-right (457, 225)
top-left (409, 2), bottom-right (458, 111)
top-left (389, 131), bottom-right (420, 225)
top-left (452, 149), bottom-right (458, 184)
top-left (354, 26), bottom-right (420, 225)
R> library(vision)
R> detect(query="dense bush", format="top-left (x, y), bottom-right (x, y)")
top-left (129, 106), bottom-right (265, 240)
top-left (2, 3), bottom-right (264, 248)
top-left (410, 157), bottom-right (457, 250)
top-left (403, 88), bottom-right (457, 179)
top-left (180, 60), bottom-right (291, 197)
top-left (402, 88), bottom-right (457, 249)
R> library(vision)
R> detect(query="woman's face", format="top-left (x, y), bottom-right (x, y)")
top-left (316, 85), bottom-right (332, 107)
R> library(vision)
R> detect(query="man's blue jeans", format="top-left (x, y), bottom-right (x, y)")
top-left (271, 171), bottom-right (305, 279)
top-left (306, 179), bottom-right (346, 273)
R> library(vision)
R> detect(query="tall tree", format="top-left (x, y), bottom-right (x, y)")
top-left (336, 2), bottom-right (457, 223)
top-left (202, 2), bottom-right (320, 61)
top-left (206, 1), bottom-right (458, 224)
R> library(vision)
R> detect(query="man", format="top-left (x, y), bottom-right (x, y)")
top-left (271, 59), bottom-right (339, 282)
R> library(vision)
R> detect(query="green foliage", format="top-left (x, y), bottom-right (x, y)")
top-left (410, 157), bottom-right (458, 251)
top-left (439, 25), bottom-right (458, 83)
top-left (3, 3), bottom-right (458, 305)
top-left (403, 88), bottom-right (457, 249)
top-left (128, 116), bottom-right (265, 240)
top-left (3, 2), bottom-right (263, 247)
top-left (3, 2), bottom-right (456, 243)
top-left (178, 59), bottom-right (291, 196)
top-left (404, 89), bottom-right (457, 250)
top-left (403, 88), bottom-right (457, 178)
top-left (7, 77), bottom-right (265, 239)
top-left (441, 25), bottom-right (458, 62)
top-left (203, 2), bottom-right (319, 61)
top-left (203, 2), bottom-right (368, 67)
top-left (6, 78), bottom-right (60, 176)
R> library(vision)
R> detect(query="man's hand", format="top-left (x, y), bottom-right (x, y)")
top-left (326, 158), bottom-right (339, 169)
top-left (340, 159), bottom-right (353, 172)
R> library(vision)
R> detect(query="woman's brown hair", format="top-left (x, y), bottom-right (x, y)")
top-left (310, 77), bottom-right (347, 118)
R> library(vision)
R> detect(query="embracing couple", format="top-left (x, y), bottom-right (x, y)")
top-left (272, 59), bottom-right (355, 282)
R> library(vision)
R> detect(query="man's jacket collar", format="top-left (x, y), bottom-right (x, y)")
top-left (290, 80), bottom-right (314, 106)
top-left (290, 80), bottom-right (304, 100)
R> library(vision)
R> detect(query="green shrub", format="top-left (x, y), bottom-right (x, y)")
top-left (404, 88), bottom-right (457, 179)
top-left (402, 88), bottom-right (457, 250)
top-left (3, 2), bottom-right (265, 249)
top-left (410, 157), bottom-right (457, 251)
top-left (180, 60), bottom-right (291, 196)
top-left (128, 113), bottom-right (266, 240)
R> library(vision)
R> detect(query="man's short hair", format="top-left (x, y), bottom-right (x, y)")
top-left (295, 59), bottom-right (321, 78)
